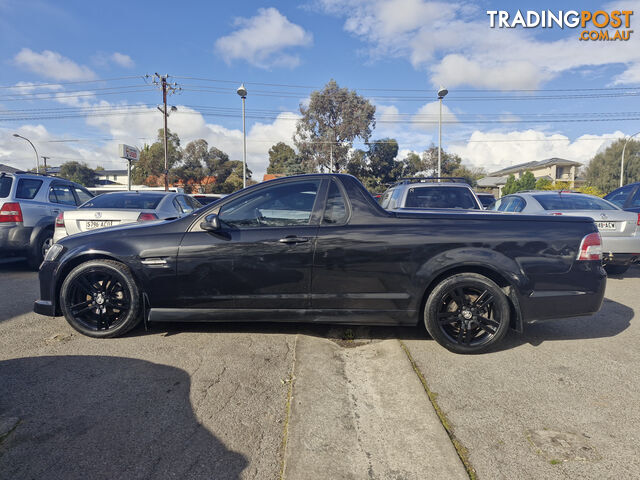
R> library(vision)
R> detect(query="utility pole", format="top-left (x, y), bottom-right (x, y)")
top-left (41, 156), bottom-right (50, 175)
top-left (149, 73), bottom-right (180, 191)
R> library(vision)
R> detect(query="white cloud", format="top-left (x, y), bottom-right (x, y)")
top-left (215, 7), bottom-right (313, 69)
top-left (412, 100), bottom-right (457, 132)
top-left (110, 52), bottom-right (134, 68)
top-left (448, 129), bottom-right (626, 173)
top-left (14, 48), bottom-right (97, 81)
top-left (318, 0), bottom-right (640, 89)
top-left (9, 81), bottom-right (63, 94)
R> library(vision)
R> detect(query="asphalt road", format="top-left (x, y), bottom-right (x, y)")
top-left (0, 258), bottom-right (638, 479)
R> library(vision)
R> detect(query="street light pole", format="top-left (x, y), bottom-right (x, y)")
top-left (13, 134), bottom-right (40, 173)
top-left (437, 87), bottom-right (448, 181)
top-left (237, 84), bottom-right (248, 189)
top-left (162, 76), bottom-right (169, 192)
top-left (620, 131), bottom-right (640, 187)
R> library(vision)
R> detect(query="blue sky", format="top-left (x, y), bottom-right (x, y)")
top-left (1, 0), bottom-right (639, 178)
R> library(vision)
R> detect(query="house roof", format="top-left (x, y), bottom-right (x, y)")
top-left (0, 163), bottom-right (21, 173)
top-left (490, 158), bottom-right (582, 177)
top-left (97, 169), bottom-right (128, 176)
top-left (476, 175), bottom-right (508, 188)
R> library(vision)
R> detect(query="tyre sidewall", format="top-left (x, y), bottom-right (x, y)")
top-left (60, 260), bottom-right (141, 338)
top-left (424, 273), bottom-right (510, 354)
top-left (27, 229), bottom-right (53, 270)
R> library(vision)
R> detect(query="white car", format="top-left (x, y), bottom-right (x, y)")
top-left (491, 191), bottom-right (640, 275)
top-left (53, 191), bottom-right (202, 242)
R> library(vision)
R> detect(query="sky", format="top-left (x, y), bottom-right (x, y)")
top-left (1, 0), bottom-right (639, 179)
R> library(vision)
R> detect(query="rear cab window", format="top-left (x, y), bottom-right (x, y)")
top-left (404, 186), bottom-right (480, 209)
top-left (16, 178), bottom-right (43, 199)
top-left (533, 194), bottom-right (618, 211)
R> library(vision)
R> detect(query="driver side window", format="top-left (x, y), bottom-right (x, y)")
top-left (219, 180), bottom-right (320, 228)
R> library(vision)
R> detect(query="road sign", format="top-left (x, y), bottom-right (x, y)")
top-left (118, 144), bottom-right (139, 162)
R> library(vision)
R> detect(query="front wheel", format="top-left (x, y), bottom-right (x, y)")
top-left (60, 260), bottom-right (141, 338)
top-left (424, 273), bottom-right (511, 354)
top-left (27, 230), bottom-right (53, 270)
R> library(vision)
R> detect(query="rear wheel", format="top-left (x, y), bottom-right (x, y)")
top-left (604, 264), bottom-right (629, 276)
top-left (60, 260), bottom-right (141, 338)
top-left (27, 229), bottom-right (53, 270)
top-left (424, 273), bottom-right (511, 354)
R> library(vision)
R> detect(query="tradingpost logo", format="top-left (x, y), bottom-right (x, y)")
top-left (487, 10), bottom-right (633, 41)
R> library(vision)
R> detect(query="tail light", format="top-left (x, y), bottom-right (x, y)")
top-left (55, 212), bottom-right (64, 228)
top-left (637, 213), bottom-right (640, 226)
top-left (0, 202), bottom-right (23, 222)
top-left (551, 212), bottom-right (563, 216)
top-left (137, 213), bottom-right (158, 222)
top-left (577, 232), bottom-right (602, 261)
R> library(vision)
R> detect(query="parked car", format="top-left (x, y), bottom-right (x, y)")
top-left (604, 182), bottom-right (640, 213)
top-left (0, 171), bottom-right (94, 268)
top-left (190, 193), bottom-right (226, 206)
top-left (476, 192), bottom-right (496, 209)
top-left (53, 191), bottom-right (202, 242)
top-left (35, 174), bottom-right (606, 354)
top-left (379, 177), bottom-right (483, 211)
top-left (491, 191), bottom-right (640, 275)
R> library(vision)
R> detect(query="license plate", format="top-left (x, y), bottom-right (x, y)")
top-left (85, 220), bottom-right (114, 229)
top-left (595, 221), bottom-right (616, 231)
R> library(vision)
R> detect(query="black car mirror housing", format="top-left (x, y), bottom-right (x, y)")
top-left (200, 214), bottom-right (220, 231)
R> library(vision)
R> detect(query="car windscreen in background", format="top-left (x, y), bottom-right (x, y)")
top-left (81, 194), bottom-right (165, 209)
top-left (16, 178), bottom-right (43, 199)
top-left (0, 176), bottom-right (12, 198)
top-left (405, 186), bottom-right (479, 209)
top-left (533, 194), bottom-right (618, 211)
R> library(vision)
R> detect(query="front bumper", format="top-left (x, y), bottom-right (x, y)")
top-left (33, 259), bottom-right (60, 317)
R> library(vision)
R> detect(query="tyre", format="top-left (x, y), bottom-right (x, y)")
top-left (27, 229), bottom-right (53, 270)
top-left (604, 264), bottom-right (629, 276)
top-left (60, 260), bottom-right (142, 338)
top-left (424, 273), bottom-right (511, 354)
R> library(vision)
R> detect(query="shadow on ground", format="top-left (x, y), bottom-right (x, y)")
top-left (0, 356), bottom-right (247, 480)
top-left (0, 259), bottom-right (40, 322)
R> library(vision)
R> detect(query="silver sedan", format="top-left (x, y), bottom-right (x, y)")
top-left (490, 191), bottom-right (640, 275)
top-left (53, 191), bottom-right (202, 242)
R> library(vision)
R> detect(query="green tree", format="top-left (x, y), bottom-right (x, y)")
top-left (173, 139), bottom-right (208, 192)
top-left (502, 174), bottom-right (518, 195)
top-left (586, 138), bottom-right (640, 193)
top-left (535, 177), bottom-right (553, 190)
top-left (518, 170), bottom-right (536, 191)
top-left (58, 161), bottom-right (96, 186)
top-left (451, 165), bottom-right (486, 187)
top-left (266, 142), bottom-right (307, 175)
top-left (421, 145), bottom-right (462, 177)
top-left (131, 129), bottom-right (181, 185)
top-left (294, 79), bottom-right (376, 172)
top-left (367, 138), bottom-right (399, 188)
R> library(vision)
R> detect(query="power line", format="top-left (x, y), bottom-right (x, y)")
top-left (0, 75), bottom-right (145, 90)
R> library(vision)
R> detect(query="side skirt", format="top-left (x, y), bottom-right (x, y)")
top-left (148, 308), bottom-right (417, 325)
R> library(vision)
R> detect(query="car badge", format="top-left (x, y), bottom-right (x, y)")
top-left (95, 212), bottom-right (102, 219)
top-left (600, 213), bottom-right (607, 219)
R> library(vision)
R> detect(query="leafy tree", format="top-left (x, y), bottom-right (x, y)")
top-left (502, 174), bottom-right (518, 195)
top-left (518, 171), bottom-right (536, 191)
top-left (173, 139), bottom-right (208, 192)
top-left (586, 138), bottom-right (640, 193)
top-left (266, 142), bottom-right (307, 175)
top-left (451, 165), bottom-right (486, 187)
top-left (421, 145), bottom-right (462, 177)
top-left (294, 79), bottom-right (376, 172)
top-left (396, 152), bottom-right (424, 178)
top-left (58, 161), bottom-right (96, 186)
top-left (367, 138), bottom-right (399, 188)
top-left (132, 129), bottom-right (181, 185)
top-left (535, 177), bottom-right (553, 190)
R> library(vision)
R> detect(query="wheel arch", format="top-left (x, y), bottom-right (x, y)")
top-left (418, 264), bottom-right (524, 333)
top-left (54, 253), bottom-right (143, 316)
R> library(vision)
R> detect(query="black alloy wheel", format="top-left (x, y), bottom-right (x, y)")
top-left (425, 273), bottom-right (510, 354)
top-left (60, 260), bottom-right (141, 338)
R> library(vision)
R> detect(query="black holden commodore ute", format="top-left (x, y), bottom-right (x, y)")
top-left (34, 174), bottom-right (606, 354)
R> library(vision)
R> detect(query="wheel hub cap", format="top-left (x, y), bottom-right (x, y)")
top-left (95, 293), bottom-right (105, 305)
top-left (461, 309), bottom-right (473, 320)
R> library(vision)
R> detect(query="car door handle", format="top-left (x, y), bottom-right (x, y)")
top-left (278, 236), bottom-right (309, 244)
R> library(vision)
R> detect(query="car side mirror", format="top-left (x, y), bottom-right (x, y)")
top-left (200, 214), bottom-right (220, 231)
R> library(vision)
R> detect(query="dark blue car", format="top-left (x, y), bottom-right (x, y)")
top-left (605, 182), bottom-right (640, 213)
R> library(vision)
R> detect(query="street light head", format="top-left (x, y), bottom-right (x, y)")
top-left (237, 83), bottom-right (247, 98)
top-left (437, 86), bottom-right (448, 99)
top-left (170, 105), bottom-right (177, 112)
top-left (13, 133), bottom-right (20, 138)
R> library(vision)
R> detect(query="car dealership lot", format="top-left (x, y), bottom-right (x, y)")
top-left (0, 259), bottom-right (639, 479)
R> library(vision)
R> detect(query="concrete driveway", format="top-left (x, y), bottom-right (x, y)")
top-left (0, 258), bottom-right (638, 479)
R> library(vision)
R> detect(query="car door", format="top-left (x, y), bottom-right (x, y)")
top-left (48, 182), bottom-right (79, 217)
top-left (176, 178), bottom-right (325, 310)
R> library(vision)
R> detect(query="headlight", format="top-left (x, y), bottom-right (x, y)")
top-left (44, 243), bottom-right (64, 262)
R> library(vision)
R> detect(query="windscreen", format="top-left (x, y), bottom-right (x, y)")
top-left (0, 176), bottom-right (12, 198)
top-left (532, 194), bottom-right (618, 211)
top-left (81, 193), bottom-right (165, 210)
top-left (405, 186), bottom-right (479, 209)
